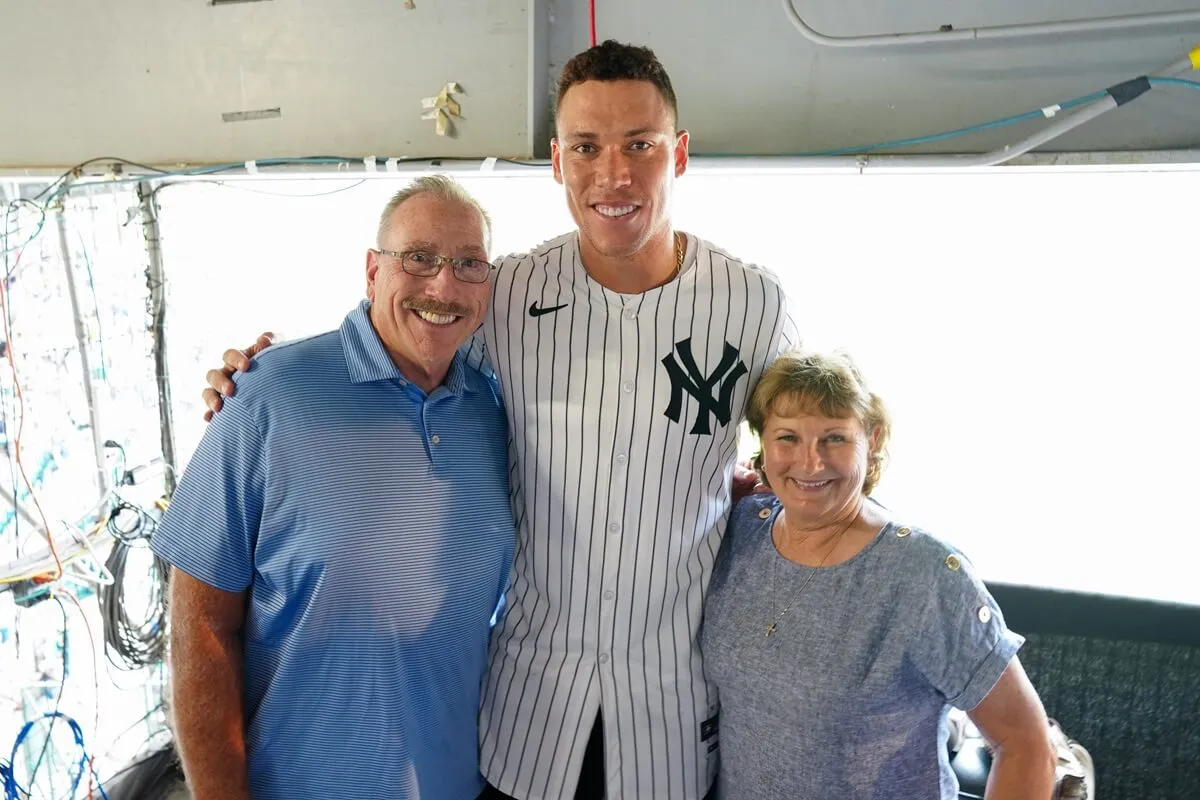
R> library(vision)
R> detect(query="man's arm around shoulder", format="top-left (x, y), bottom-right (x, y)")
top-left (169, 569), bottom-right (251, 800)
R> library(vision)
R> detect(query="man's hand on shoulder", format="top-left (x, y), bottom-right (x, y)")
top-left (731, 461), bottom-right (773, 505)
top-left (202, 332), bottom-right (275, 422)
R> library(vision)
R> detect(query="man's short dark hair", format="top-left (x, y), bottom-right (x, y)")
top-left (555, 40), bottom-right (678, 125)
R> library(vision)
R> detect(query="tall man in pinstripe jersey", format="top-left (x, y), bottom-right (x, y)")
top-left (473, 41), bottom-right (796, 800)
top-left (205, 41), bottom-right (797, 800)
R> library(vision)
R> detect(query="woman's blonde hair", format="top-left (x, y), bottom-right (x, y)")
top-left (746, 350), bottom-right (891, 495)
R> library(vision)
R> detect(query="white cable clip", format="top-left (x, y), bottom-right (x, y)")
top-left (1041, 104), bottom-right (1062, 118)
top-left (480, 157), bottom-right (498, 172)
top-left (244, 160), bottom-right (259, 175)
top-left (364, 156), bottom-right (378, 173)
top-left (385, 158), bottom-right (400, 173)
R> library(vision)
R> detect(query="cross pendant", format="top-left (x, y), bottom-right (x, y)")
top-left (765, 623), bottom-right (776, 637)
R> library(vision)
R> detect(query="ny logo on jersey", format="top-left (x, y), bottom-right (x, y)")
top-left (661, 338), bottom-right (748, 435)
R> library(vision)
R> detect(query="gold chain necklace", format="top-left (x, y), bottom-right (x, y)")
top-left (671, 231), bottom-right (684, 279)
top-left (765, 514), bottom-right (854, 638)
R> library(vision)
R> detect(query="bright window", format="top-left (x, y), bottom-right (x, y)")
top-left (155, 165), bottom-right (1200, 605)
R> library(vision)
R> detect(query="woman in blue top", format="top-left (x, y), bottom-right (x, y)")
top-left (702, 350), bottom-right (1056, 799)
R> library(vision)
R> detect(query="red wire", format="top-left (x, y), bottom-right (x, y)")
top-left (0, 267), bottom-right (64, 581)
top-left (589, 0), bottom-right (597, 47)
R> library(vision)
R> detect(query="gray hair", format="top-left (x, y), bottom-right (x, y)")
top-left (376, 174), bottom-right (493, 252)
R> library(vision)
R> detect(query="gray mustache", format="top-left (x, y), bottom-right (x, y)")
top-left (402, 298), bottom-right (470, 317)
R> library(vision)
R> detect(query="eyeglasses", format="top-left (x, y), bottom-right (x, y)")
top-left (371, 249), bottom-right (494, 284)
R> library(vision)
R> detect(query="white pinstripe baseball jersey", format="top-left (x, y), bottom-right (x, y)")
top-left (472, 231), bottom-right (798, 800)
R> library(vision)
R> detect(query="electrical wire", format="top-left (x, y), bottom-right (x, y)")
top-left (32, 158), bottom-right (172, 206)
top-left (589, 0), bottom-right (597, 47)
top-left (721, 71), bottom-right (1200, 159)
top-left (98, 701), bottom-right (165, 766)
top-left (1, 199), bottom-right (47, 257)
top-left (204, 178), bottom-right (367, 198)
top-left (1148, 77), bottom-right (1200, 91)
top-left (2, 712), bottom-right (111, 800)
top-left (0, 248), bottom-right (63, 581)
top-left (26, 595), bottom-right (69, 790)
top-left (0, 519), bottom-right (109, 585)
top-left (1, 190), bottom-right (21, 550)
top-left (55, 589), bottom-right (102, 767)
top-left (791, 90), bottom-right (1112, 156)
top-left (74, 231), bottom-right (109, 383)
top-left (99, 531), bottom-right (170, 671)
top-left (105, 502), bottom-right (148, 545)
top-left (51, 155), bottom-right (548, 204)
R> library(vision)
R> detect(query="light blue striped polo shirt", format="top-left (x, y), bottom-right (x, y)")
top-left (151, 299), bottom-right (515, 800)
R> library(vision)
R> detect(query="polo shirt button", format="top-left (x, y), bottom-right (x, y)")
top-left (431, 434), bottom-right (441, 445)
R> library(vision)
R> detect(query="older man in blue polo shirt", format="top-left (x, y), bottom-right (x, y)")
top-left (151, 175), bottom-right (514, 800)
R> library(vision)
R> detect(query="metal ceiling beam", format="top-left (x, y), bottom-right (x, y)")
top-left (527, 0), bottom-right (552, 159)
top-left (783, 0), bottom-right (1200, 48)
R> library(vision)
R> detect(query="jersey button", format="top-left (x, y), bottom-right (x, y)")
top-left (623, 307), bottom-right (637, 320)
top-left (599, 653), bottom-right (610, 664)
top-left (430, 434), bottom-right (441, 445)
top-left (615, 453), bottom-right (627, 466)
top-left (608, 521), bottom-right (621, 534)
top-left (622, 381), bottom-right (634, 393)
top-left (603, 590), bottom-right (615, 601)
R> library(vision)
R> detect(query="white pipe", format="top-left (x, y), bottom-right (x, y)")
top-left (783, 0), bottom-right (1200, 48)
top-left (886, 97), bottom-right (1119, 168)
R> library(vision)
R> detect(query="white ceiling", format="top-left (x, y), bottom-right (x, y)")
top-left (2, 0), bottom-right (1199, 169)
top-left (0, 0), bottom-right (534, 167)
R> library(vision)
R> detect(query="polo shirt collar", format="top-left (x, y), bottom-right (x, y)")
top-left (340, 299), bottom-right (474, 396)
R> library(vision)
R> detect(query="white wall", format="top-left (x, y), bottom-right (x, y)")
top-left (151, 165), bottom-right (1200, 604)
top-left (0, 0), bottom-right (534, 166)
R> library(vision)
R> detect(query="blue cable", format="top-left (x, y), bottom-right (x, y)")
top-left (3, 712), bottom-right (111, 800)
top-left (789, 89), bottom-right (1112, 157)
top-left (763, 76), bottom-right (1199, 158)
top-left (1148, 77), bottom-right (1200, 91)
top-left (40, 155), bottom-right (362, 206)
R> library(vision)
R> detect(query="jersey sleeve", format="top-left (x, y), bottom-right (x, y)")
top-left (150, 398), bottom-right (266, 593)
top-left (776, 301), bottom-right (801, 355)
top-left (909, 548), bottom-right (1024, 711)
top-left (463, 328), bottom-right (495, 377)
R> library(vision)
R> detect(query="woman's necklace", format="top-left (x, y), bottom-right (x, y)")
top-left (765, 513), bottom-right (855, 638)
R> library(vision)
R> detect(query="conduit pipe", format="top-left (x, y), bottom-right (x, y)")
top-left (783, 0), bottom-right (1200, 48)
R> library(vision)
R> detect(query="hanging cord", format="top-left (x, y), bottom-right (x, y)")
top-left (99, 503), bottom-right (170, 670)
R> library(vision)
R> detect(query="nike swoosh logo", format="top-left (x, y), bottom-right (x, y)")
top-left (529, 302), bottom-right (568, 318)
